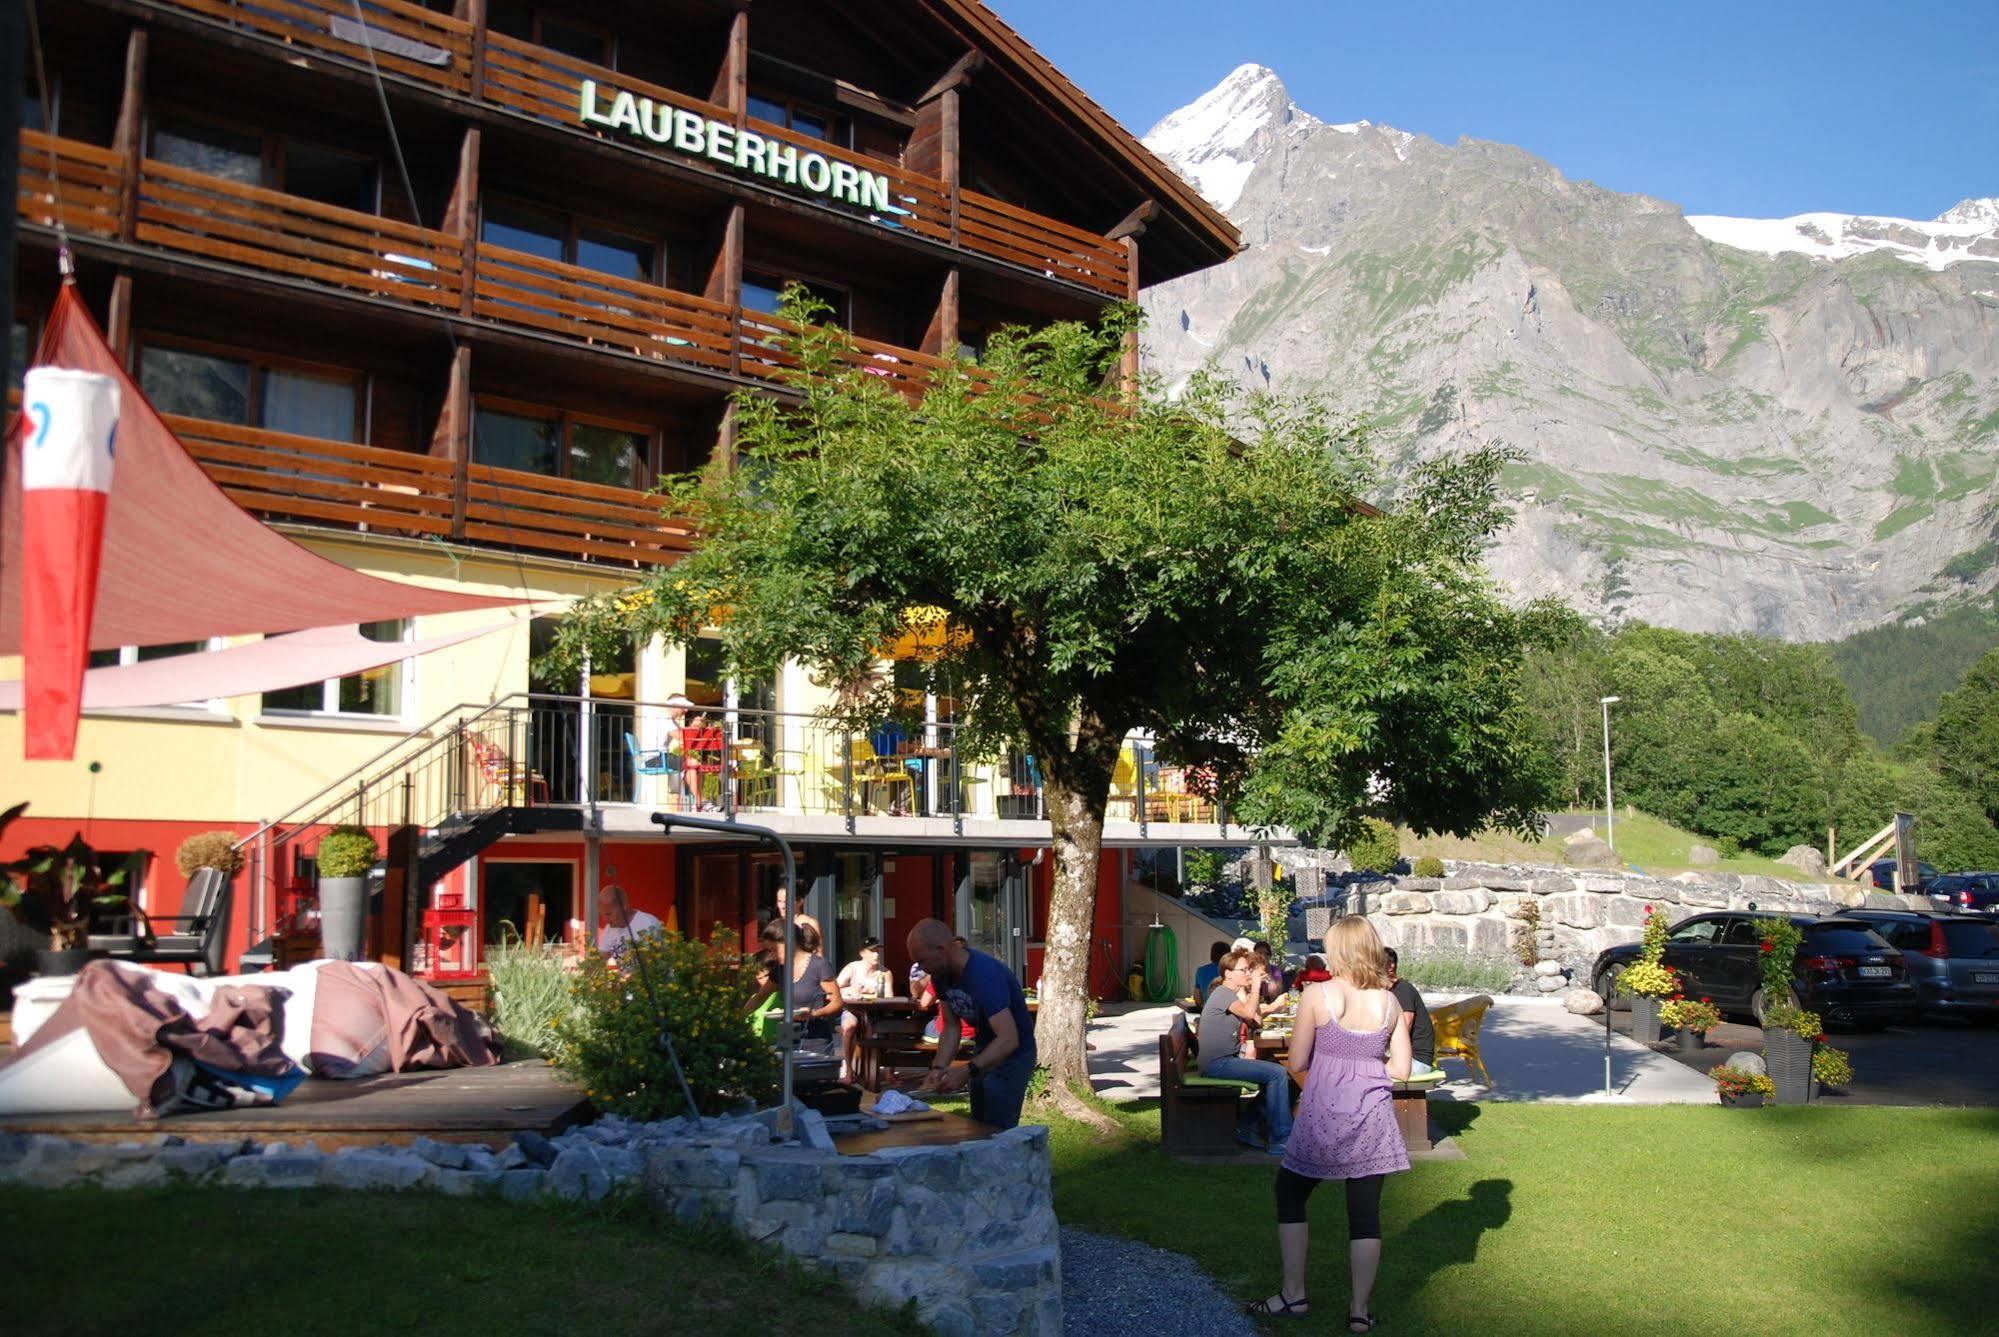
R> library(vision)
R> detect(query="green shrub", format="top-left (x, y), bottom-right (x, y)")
top-left (486, 941), bottom-right (573, 1059)
top-left (1183, 848), bottom-right (1226, 890)
top-left (1714, 835), bottom-right (1743, 859)
top-left (1412, 855), bottom-right (1446, 878)
top-left (552, 929), bottom-right (779, 1120)
top-left (315, 826), bottom-right (379, 879)
top-left (175, 831), bottom-right (244, 878)
top-left (1346, 819), bottom-right (1401, 875)
top-left (1390, 950), bottom-right (1517, 992)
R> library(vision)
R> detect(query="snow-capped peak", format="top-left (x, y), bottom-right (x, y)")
top-left (1685, 204), bottom-right (1999, 272)
top-left (1142, 64), bottom-right (1316, 212)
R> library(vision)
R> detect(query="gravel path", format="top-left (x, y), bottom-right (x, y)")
top-left (1060, 1225), bottom-right (1256, 1337)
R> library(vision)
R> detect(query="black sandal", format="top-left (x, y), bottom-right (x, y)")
top-left (1347, 1313), bottom-right (1377, 1332)
top-left (1246, 1293), bottom-right (1311, 1319)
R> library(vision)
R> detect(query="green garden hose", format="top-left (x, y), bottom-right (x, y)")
top-left (1143, 923), bottom-right (1180, 1003)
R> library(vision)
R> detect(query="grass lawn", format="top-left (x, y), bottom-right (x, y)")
top-left (1048, 1099), bottom-right (1999, 1335)
top-left (2, 1186), bottom-right (883, 1337)
top-left (1403, 809), bottom-right (1811, 881)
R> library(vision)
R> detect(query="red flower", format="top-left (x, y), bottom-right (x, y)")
top-left (1759, 941), bottom-right (1774, 953)
top-left (1644, 904), bottom-right (1653, 913)
top-left (1815, 1033), bottom-right (1828, 1044)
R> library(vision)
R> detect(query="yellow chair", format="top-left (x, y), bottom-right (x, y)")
top-left (1108, 749), bottom-right (1140, 819)
top-left (1429, 994), bottom-right (1496, 1089)
top-left (845, 737), bottom-right (915, 814)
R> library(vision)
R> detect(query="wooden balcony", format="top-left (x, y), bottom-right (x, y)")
top-left (167, 416), bottom-right (696, 567)
top-left (134, 0), bottom-right (1132, 298)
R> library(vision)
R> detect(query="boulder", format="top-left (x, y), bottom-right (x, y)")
top-left (1563, 837), bottom-right (1620, 869)
top-left (1543, 893), bottom-right (1601, 930)
top-left (1688, 844), bottom-right (1719, 867)
top-left (1533, 958), bottom-right (1565, 977)
top-left (1562, 988), bottom-right (1604, 1015)
top-left (1779, 845), bottom-right (1829, 877)
top-left (1563, 825), bottom-right (1597, 844)
top-left (1378, 891), bottom-right (1432, 915)
top-left (1724, 1052), bottom-right (1767, 1078)
top-left (1429, 889), bottom-right (1492, 915)
top-left (1536, 974), bottom-right (1566, 993)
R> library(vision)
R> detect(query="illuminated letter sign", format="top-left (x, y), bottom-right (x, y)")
top-left (579, 80), bottom-right (891, 212)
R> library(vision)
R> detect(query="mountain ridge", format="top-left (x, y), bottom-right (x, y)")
top-left (1138, 65), bottom-right (1999, 640)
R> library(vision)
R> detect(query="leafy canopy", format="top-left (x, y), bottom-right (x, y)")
top-left (548, 292), bottom-right (1547, 846)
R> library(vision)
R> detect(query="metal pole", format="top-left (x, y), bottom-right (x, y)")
top-left (1600, 696), bottom-right (1619, 852)
top-left (1604, 985), bottom-right (1613, 1096)
top-left (650, 810), bottom-right (800, 1129)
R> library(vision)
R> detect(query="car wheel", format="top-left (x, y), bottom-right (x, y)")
top-left (1749, 988), bottom-right (1766, 1026)
top-left (1594, 968), bottom-right (1625, 1010)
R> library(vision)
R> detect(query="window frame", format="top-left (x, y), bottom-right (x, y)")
top-left (84, 637), bottom-right (230, 715)
top-left (745, 89), bottom-right (852, 149)
top-left (471, 392), bottom-right (657, 488)
top-left (480, 193), bottom-right (664, 286)
top-left (137, 333), bottom-right (367, 443)
top-left (148, 107), bottom-right (381, 215)
top-left (257, 620), bottom-right (416, 723)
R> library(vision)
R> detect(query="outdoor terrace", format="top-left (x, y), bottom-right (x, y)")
top-left (111, 0), bottom-right (1134, 301)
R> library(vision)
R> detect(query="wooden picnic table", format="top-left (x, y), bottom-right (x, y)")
top-left (847, 996), bottom-right (928, 1091)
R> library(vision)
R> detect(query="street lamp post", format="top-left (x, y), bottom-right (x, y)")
top-left (1599, 696), bottom-right (1621, 852)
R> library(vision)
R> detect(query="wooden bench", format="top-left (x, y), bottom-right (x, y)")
top-left (1159, 1012), bottom-right (1259, 1156)
top-left (1390, 1070), bottom-right (1446, 1154)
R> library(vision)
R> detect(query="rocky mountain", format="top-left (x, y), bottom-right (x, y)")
top-left (1138, 65), bottom-right (1999, 639)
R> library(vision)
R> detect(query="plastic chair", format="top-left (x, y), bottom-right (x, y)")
top-left (680, 725), bottom-right (726, 806)
top-left (471, 738), bottom-right (549, 805)
top-left (846, 736), bottom-right (914, 813)
top-left (1109, 748), bottom-right (1140, 819)
top-left (625, 731), bottom-right (676, 803)
top-left (1429, 994), bottom-right (1496, 1089)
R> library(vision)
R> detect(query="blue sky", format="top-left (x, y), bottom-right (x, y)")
top-left (991, 0), bottom-right (1998, 220)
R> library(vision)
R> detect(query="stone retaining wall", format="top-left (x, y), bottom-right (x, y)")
top-left (1358, 862), bottom-right (1931, 984)
top-left (0, 1105), bottom-right (1060, 1337)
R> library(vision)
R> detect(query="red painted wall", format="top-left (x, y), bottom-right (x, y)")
top-left (475, 838), bottom-right (677, 943)
top-left (881, 853), bottom-right (938, 984)
top-left (1024, 847), bottom-right (1125, 999)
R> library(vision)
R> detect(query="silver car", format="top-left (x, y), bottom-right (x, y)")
top-left (1846, 910), bottom-right (1999, 1024)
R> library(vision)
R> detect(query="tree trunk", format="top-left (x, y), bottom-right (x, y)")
top-left (1037, 767), bottom-right (1106, 1091)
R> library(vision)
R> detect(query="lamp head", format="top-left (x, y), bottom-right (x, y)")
top-left (1600, 695), bottom-right (1621, 705)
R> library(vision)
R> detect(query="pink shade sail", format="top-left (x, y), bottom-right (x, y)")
top-left (0, 619), bottom-right (522, 711)
top-left (1, 284), bottom-right (522, 657)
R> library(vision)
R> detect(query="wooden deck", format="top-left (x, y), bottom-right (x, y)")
top-left (0, 1059), bottom-right (588, 1149)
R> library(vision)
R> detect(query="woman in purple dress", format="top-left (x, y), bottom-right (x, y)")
top-left (1248, 916), bottom-right (1413, 1330)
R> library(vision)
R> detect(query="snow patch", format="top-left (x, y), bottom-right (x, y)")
top-left (1686, 208), bottom-right (1999, 272)
top-left (1142, 63), bottom-right (1319, 212)
top-left (1299, 243), bottom-right (1331, 255)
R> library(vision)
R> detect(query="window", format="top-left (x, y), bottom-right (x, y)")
top-left (1720, 919), bottom-right (1765, 946)
top-left (482, 198), bottom-right (658, 283)
top-left (1943, 921), bottom-right (1999, 959)
top-left (1873, 920), bottom-right (1931, 951)
top-left (284, 142), bottom-right (376, 213)
top-left (1668, 918), bottom-right (1722, 944)
top-left (1806, 926), bottom-right (1895, 955)
top-left (473, 399), bottom-right (649, 487)
top-left (261, 620), bottom-right (410, 718)
top-left (152, 116), bottom-right (382, 218)
top-left (747, 92), bottom-right (847, 147)
top-left (139, 342), bottom-right (360, 442)
top-left (742, 271), bottom-right (848, 329)
top-left (152, 119), bottom-right (263, 187)
top-left (86, 640), bottom-right (226, 711)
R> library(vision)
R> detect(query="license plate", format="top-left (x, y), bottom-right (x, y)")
top-left (1976, 972), bottom-right (1999, 985)
top-left (1858, 966), bottom-right (1891, 978)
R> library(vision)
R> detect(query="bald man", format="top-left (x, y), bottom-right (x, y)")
top-left (906, 918), bottom-right (1037, 1129)
top-left (597, 884), bottom-right (661, 957)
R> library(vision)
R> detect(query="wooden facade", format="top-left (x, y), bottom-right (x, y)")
top-left (15, 0), bottom-right (1238, 572)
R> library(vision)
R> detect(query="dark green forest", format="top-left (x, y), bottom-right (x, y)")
top-left (1522, 618), bottom-right (1999, 872)
top-left (1830, 597), bottom-right (1999, 744)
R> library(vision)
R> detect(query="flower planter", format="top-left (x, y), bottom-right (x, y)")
top-left (1764, 1030), bottom-right (1814, 1104)
top-left (1631, 995), bottom-right (1663, 1045)
top-left (1720, 1090), bottom-right (1764, 1108)
top-left (1677, 1027), bottom-right (1704, 1054)
top-left (318, 876), bottom-right (369, 961)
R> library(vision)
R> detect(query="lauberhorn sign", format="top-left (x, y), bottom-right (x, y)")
top-left (579, 80), bottom-right (893, 213)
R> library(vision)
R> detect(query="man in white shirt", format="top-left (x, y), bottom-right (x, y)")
top-left (597, 884), bottom-right (661, 957)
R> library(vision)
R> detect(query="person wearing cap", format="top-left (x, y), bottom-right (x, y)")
top-left (835, 936), bottom-right (894, 1084)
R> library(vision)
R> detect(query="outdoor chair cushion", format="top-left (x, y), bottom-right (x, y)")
top-left (1183, 1073), bottom-right (1261, 1091)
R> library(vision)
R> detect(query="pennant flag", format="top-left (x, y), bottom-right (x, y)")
top-left (21, 368), bottom-right (120, 760)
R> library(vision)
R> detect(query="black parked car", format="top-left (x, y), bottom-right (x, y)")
top-left (1925, 873), bottom-right (1999, 916)
top-left (1868, 858), bottom-right (1940, 892)
top-left (1592, 912), bottom-right (1917, 1029)
top-left (1842, 909), bottom-right (1999, 1023)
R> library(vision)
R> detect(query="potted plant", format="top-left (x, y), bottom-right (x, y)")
top-left (1659, 994), bottom-right (1723, 1053)
top-left (174, 830), bottom-right (245, 883)
top-left (1710, 1065), bottom-right (1775, 1108)
top-left (1619, 904), bottom-right (1678, 1043)
top-left (1757, 920), bottom-right (1817, 1104)
top-left (1811, 1043), bottom-right (1853, 1095)
top-left (1, 802), bottom-right (146, 975)
top-left (314, 825), bottom-right (379, 961)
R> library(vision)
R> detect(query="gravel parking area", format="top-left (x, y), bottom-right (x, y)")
top-left (1060, 1225), bottom-right (1255, 1337)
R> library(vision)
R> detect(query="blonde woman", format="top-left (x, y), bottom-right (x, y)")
top-left (1247, 916), bottom-right (1413, 1330)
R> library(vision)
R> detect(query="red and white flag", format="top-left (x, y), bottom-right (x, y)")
top-left (21, 367), bottom-right (120, 760)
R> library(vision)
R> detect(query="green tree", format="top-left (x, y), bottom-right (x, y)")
top-left (1931, 647), bottom-right (1999, 826)
top-left (549, 296), bottom-right (1548, 1097)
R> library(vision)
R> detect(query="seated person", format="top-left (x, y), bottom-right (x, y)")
top-left (1383, 946), bottom-right (1437, 1075)
top-left (596, 885), bottom-right (661, 959)
top-left (786, 922), bottom-right (843, 1055)
top-left (1251, 939), bottom-right (1289, 996)
top-left (1196, 949), bottom-right (1291, 1155)
top-left (1193, 941), bottom-right (1228, 997)
top-left (836, 936), bottom-right (894, 1084)
top-left (1293, 953), bottom-right (1333, 986)
top-left (746, 949), bottom-right (781, 1012)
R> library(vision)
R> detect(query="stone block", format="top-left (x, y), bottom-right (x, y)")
top-left (1677, 881), bottom-right (1732, 909)
top-left (1418, 919), bottom-right (1468, 952)
top-left (1379, 891), bottom-right (1431, 915)
top-left (1534, 958), bottom-right (1565, 977)
top-left (928, 1303), bottom-right (976, 1337)
top-left (548, 1146), bottom-right (612, 1202)
top-left (1536, 974), bottom-right (1565, 993)
top-left (327, 1149), bottom-right (434, 1193)
top-left (1528, 875), bottom-right (1576, 895)
top-left (1395, 877), bottom-right (1442, 892)
top-left (646, 1145), bottom-right (740, 1192)
top-left (436, 1168), bottom-right (505, 1198)
top-left (514, 1131), bottom-right (557, 1167)
top-left (408, 1137), bottom-right (469, 1170)
top-left (797, 1109), bottom-right (837, 1154)
top-left (223, 1152), bottom-right (322, 1190)
top-left (824, 1231), bottom-right (880, 1258)
top-left (1466, 916), bottom-right (1512, 955)
top-left (1689, 843), bottom-right (1719, 867)
top-left (1543, 893), bottom-right (1600, 930)
top-left (494, 1143), bottom-right (529, 1171)
top-left (837, 1180), bottom-right (898, 1237)
top-left (971, 1244), bottom-right (1059, 1290)
top-left (973, 1293), bottom-right (1025, 1337)
top-left (99, 1159), bottom-right (170, 1190)
top-left (745, 1147), bottom-right (827, 1202)
top-left (157, 1145), bottom-right (229, 1181)
top-left (1026, 1295), bottom-right (1064, 1337)
top-left (1738, 875), bottom-right (1791, 902)
top-left (1430, 889), bottom-right (1492, 915)
top-left (1603, 897), bottom-right (1648, 928)
top-left (499, 1168), bottom-right (546, 1202)
top-left (1563, 988), bottom-right (1604, 1015)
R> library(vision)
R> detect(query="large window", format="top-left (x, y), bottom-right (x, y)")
top-left (747, 92), bottom-right (848, 147)
top-left (742, 271), bottom-right (849, 330)
top-left (472, 399), bottom-right (649, 487)
top-left (481, 198), bottom-right (657, 283)
top-left (152, 116), bottom-right (378, 212)
top-left (139, 342), bottom-right (361, 442)
top-left (261, 621), bottom-right (410, 719)
top-left (87, 639), bottom-right (226, 712)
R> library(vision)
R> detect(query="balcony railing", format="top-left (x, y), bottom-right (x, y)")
top-left (167, 415), bottom-right (696, 567)
top-left (138, 0), bottom-right (1130, 297)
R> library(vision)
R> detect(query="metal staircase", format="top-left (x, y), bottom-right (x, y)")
top-left (234, 694), bottom-right (580, 965)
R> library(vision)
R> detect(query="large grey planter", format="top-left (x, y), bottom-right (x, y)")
top-left (318, 876), bottom-right (369, 961)
top-left (1764, 1030), bottom-right (1815, 1105)
top-left (1630, 994), bottom-right (1663, 1045)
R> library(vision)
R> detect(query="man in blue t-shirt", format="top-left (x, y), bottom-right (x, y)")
top-left (907, 918), bottom-right (1037, 1129)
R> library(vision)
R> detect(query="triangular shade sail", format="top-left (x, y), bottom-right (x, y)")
top-left (1, 285), bottom-right (520, 656)
top-left (0, 619), bottom-right (521, 711)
